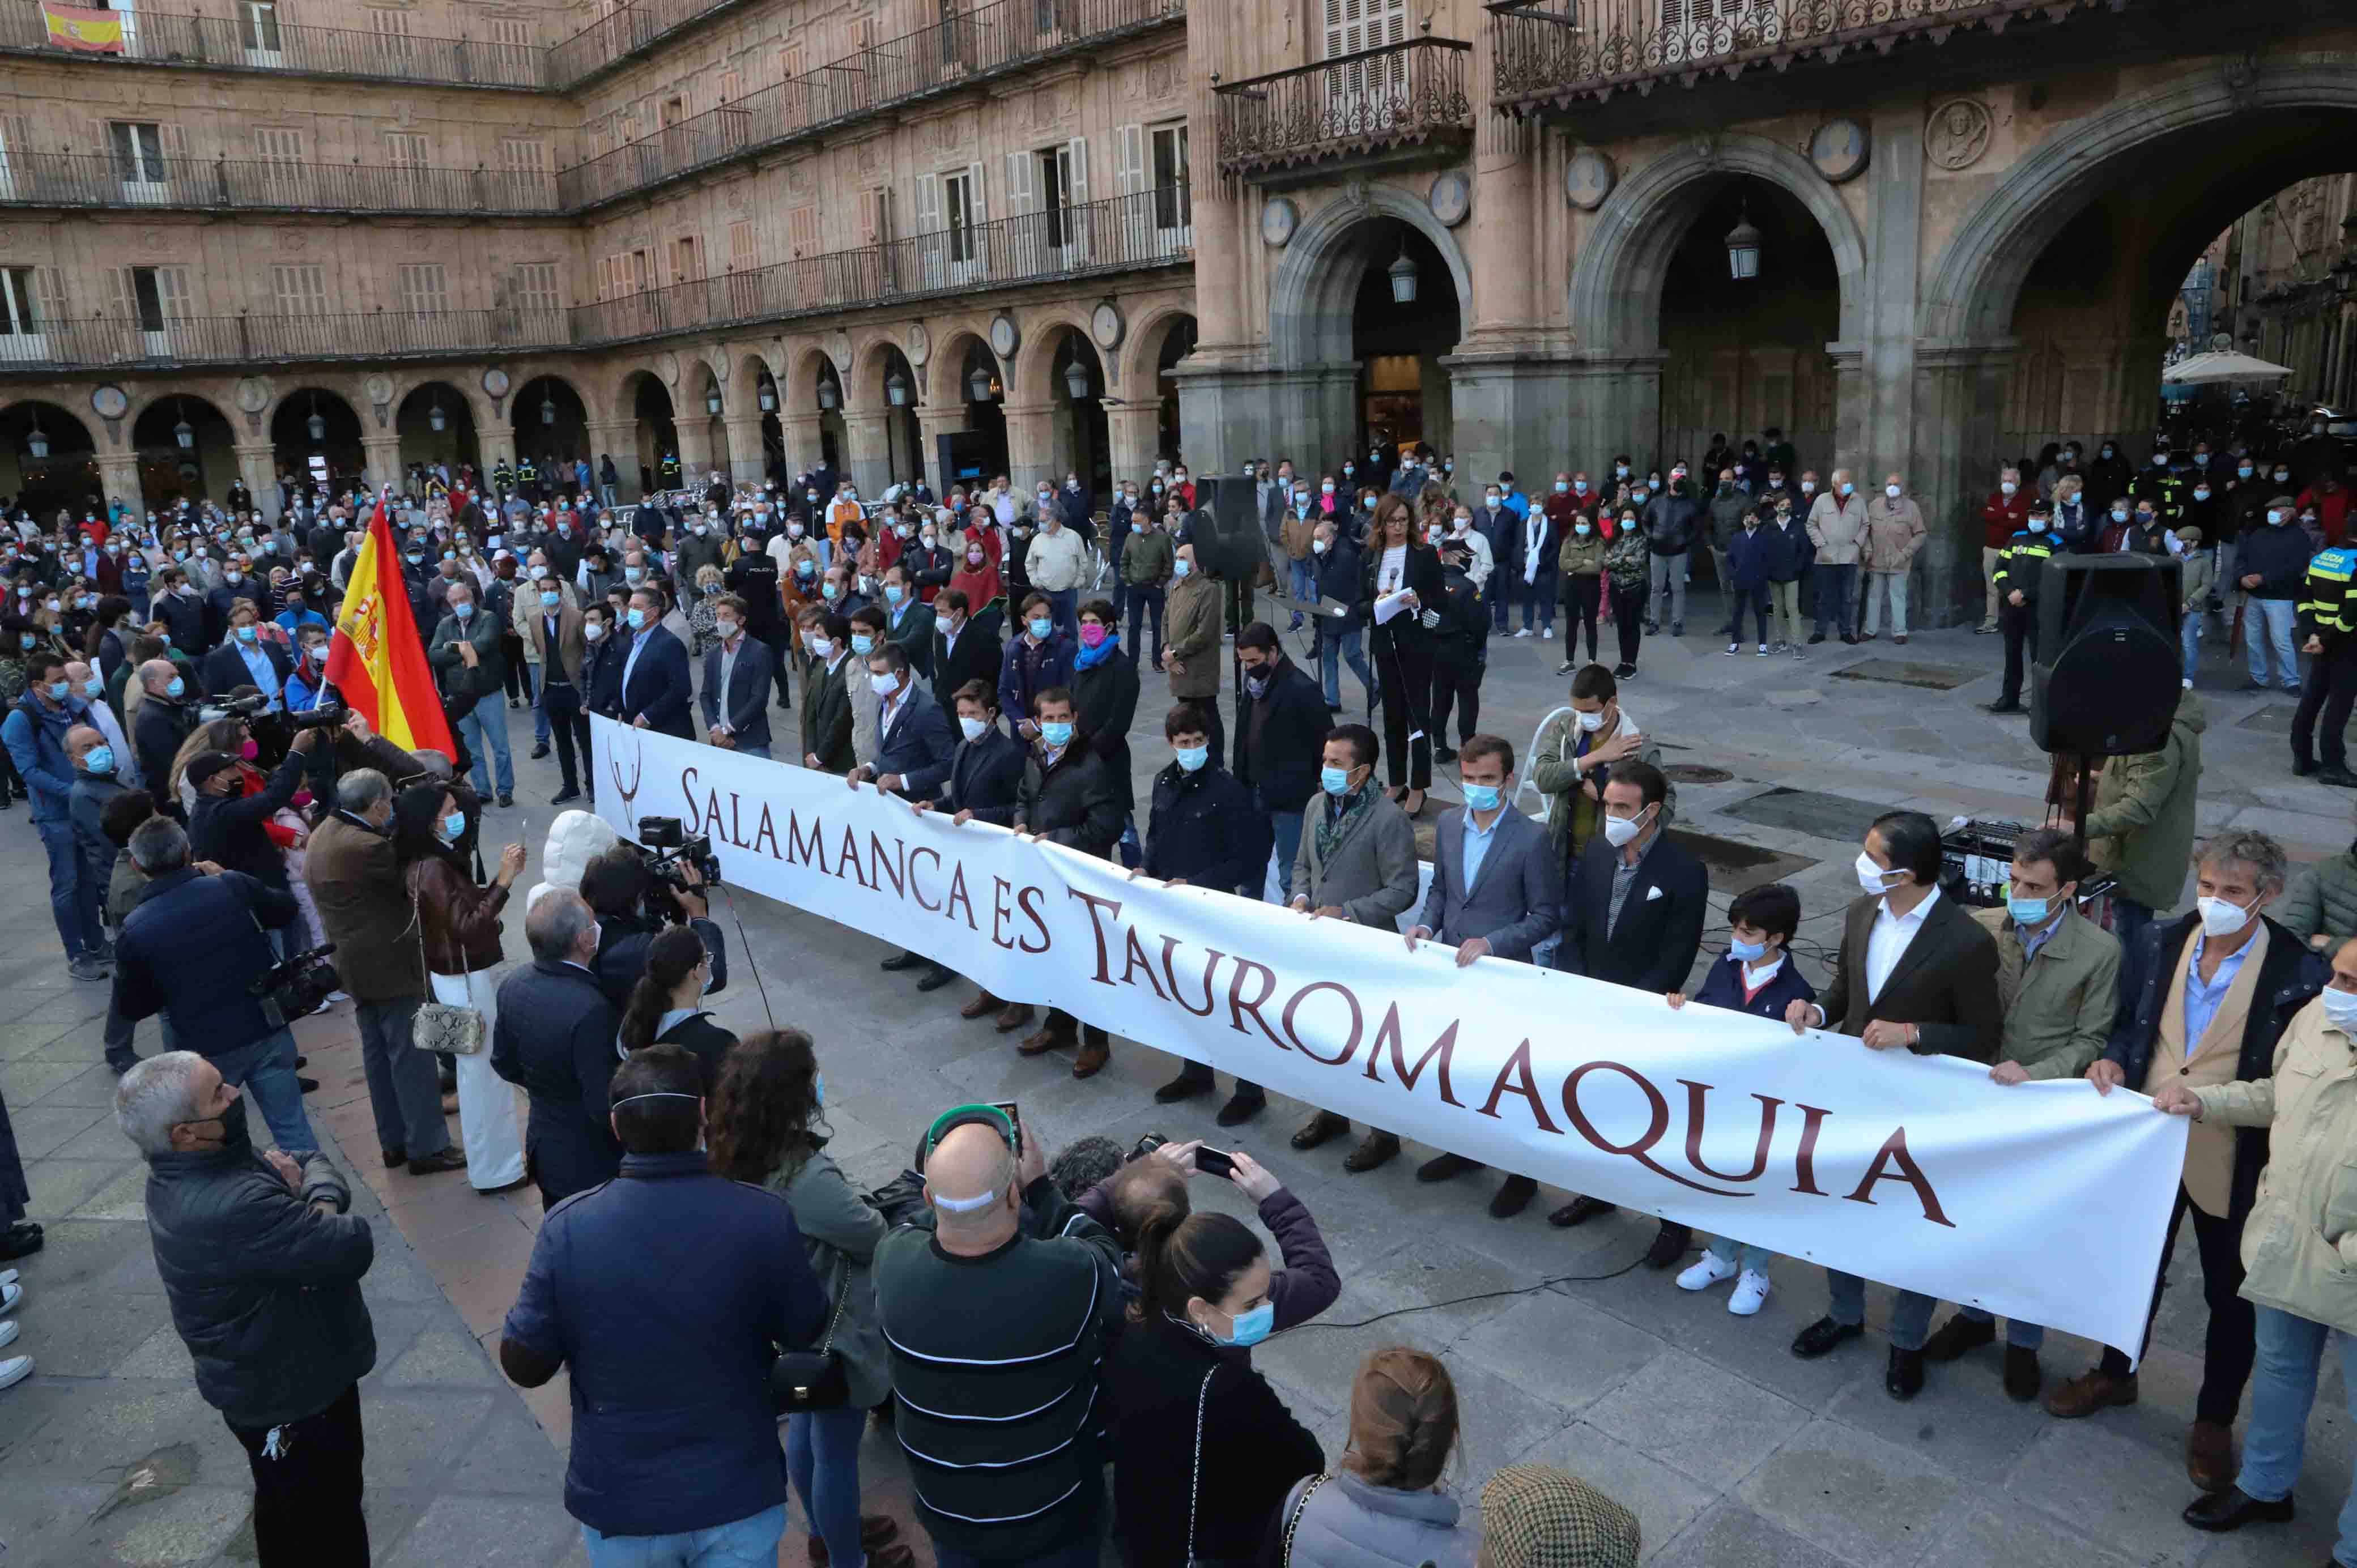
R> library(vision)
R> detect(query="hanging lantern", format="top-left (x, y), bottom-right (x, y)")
top-left (179, 397), bottom-right (199, 450)
top-left (541, 391), bottom-right (558, 425)
top-left (886, 371), bottom-right (909, 408)
top-left (1386, 249), bottom-right (1418, 305)
top-left (1062, 359), bottom-right (1090, 400)
top-left (817, 373), bottom-right (840, 411)
top-left (968, 366), bottom-right (994, 403)
top-left (757, 380), bottom-right (777, 412)
top-left (24, 413), bottom-right (49, 462)
top-left (1725, 208), bottom-right (1764, 281)
top-left (428, 397), bottom-right (448, 433)
top-left (304, 392), bottom-right (324, 445)
top-left (705, 388), bottom-right (723, 416)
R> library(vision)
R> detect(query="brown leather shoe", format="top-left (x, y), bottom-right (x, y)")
top-left (2186, 1418), bottom-right (2236, 1492)
top-left (1016, 1023), bottom-right (1070, 1056)
top-left (960, 991), bottom-right (1003, 1020)
top-left (1342, 1132), bottom-right (1401, 1172)
top-left (994, 1002), bottom-right (1037, 1034)
top-left (1292, 1111), bottom-right (1348, 1151)
top-left (2041, 1368), bottom-right (2137, 1419)
top-left (1073, 1037), bottom-right (1111, 1077)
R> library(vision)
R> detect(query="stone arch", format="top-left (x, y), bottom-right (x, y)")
top-left (1010, 305), bottom-right (1100, 407)
top-left (1121, 304), bottom-right (1198, 393)
top-left (259, 376), bottom-right (370, 437)
top-left (785, 343), bottom-right (848, 414)
top-left (732, 343), bottom-right (783, 411)
top-left (1268, 181), bottom-right (1478, 368)
top-left (603, 364), bottom-right (671, 425)
top-left (1924, 58), bottom-right (2357, 347)
top-left (1565, 131), bottom-right (1869, 359)
top-left (927, 325), bottom-right (995, 410)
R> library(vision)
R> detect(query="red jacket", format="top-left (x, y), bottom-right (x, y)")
top-left (2297, 485), bottom-right (2352, 548)
top-left (1981, 488), bottom-right (2031, 549)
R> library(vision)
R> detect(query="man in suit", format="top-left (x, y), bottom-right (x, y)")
top-left (914, 679), bottom-right (1029, 1029)
top-left (579, 602), bottom-right (624, 728)
top-left (527, 574), bottom-right (590, 804)
top-left (1785, 809), bottom-right (2003, 1400)
top-left (698, 595), bottom-right (776, 760)
top-left (201, 602), bottom-right (295, 711)
top-left (1403, 734), bottom-right (1564, 1217)
top-left (857, 641), bottom-right (959, 989)
top-left (879, 562), bottom-right (937, 679)
top-left (615, 588), bottom-right (694, 740)
top-left (930, 588), bottom-right (1001, 713)
top-left (491, 889), bottom-right (624, 1211)
top-left (131, 659), bottom-right (197, 817)
top-left (1547, 760), bottom-right (1709, 1250)
top-left (798, 612), bottom-right (856, 774)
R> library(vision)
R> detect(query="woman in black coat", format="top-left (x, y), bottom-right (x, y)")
top-left (615, 923), bottom-right (738, 1093)
top-left (1108, 1205), bottom-right (1321, 1568)
top-left (1356, 493), bottom-right (1443, 812)
top-left (1071, 595), bottom-right (1141, 828)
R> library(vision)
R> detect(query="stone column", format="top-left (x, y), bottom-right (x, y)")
top-left (1107, 402), bottom-right (1160, 488)
top-left (1443, 348), bottom-right (1575, 491)
top-left (97, 452), bottom-right (144, 514)
top-left (1912, 340), bottom-right (2017, 622)
top-left (673, 418), bottom-right (714, 488)
top-left (1000, 402), bottom-right (1057, 494)
top-left (480, 421), bottom-right (521, 480)
top-left (917, 405), bottom-right (968, 492)
top-left (233, 442), bottom-right (280, 521)
top-left (780, 414), bottom-right (826, 486)
top-left (1563, 355), bottom-right (1665, 488)
top-left (722, 414), bottom-right (768, 487)
top-left (840, 411), bottom-right (891, 498)
top-left (360, 433), bottom-right (405, 495)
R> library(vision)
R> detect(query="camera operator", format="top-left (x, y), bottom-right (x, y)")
top-left (577, 841), bottom-right (727, 1010)
top-left (187, 729), bottom-right (322, 897)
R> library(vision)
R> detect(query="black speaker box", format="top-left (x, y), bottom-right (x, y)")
top-left (2028, 552), bottom-right (2184, 757)
top-left (1188, 474), bottom-right (1272, 581)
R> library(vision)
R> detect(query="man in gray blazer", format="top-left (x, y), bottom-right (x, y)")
top-left (1402, 733), bottom-right (1564, 1218)
top-left (1290, 723), bottom-right (1424, 1171)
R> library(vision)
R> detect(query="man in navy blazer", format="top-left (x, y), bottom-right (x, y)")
top-left (1402, 732), bottom-right (1564, 1218)
top-left (698, 595), bottom-right (776, 759)
top-left (850, 643), bottom-right (956, 801)
top-left (200, 603), bottom-right (297, 710)
top-left (1548, 758), bottom-right (1710, 1252)
top-left (912, 679), bottom-right (1028, 1009)
top-left (615, 589), bottom-right (695, 740)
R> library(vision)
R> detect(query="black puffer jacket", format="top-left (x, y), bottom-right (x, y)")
top-left (145, 1143), bottom-right (375, 1426)
top-left (1642, 484), bottom-right (1703, 556)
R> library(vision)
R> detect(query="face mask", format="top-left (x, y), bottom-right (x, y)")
top-left (84, 744), bottom-right (114, 774)
top-left (224, 572), bottom-right (242, 586)
top-left (811, 637), bottom-right (833, 659)
top-left (1040, 720), bottom-right (1074, 749)
top-left (1837, 482), bottom-right (1854, 497)
top-left (1174, 744), bottom-right (1209, 773)
top-left (2110, 508), bottom-right (2129, 523)
top-left (1801, 480), bottom-right (1816, 495)
top-left (407, 553), bottom-right (424, 566)
top-left (165, 676), bottom-right (185, 697)
top-left (869, 670), bottom-right (899, 696)
top-left (1484, 495), bottom-right (1501, 509)
top-left (1311, 538), bottom-right (1329, 555)
top-left (453, 600), bottom-right (475, 619)
top-left (235, 624), bottom-right (259, 644)
top-left (240, 737), bottom-right (258, 761)
top-left (2325, 989), bottom-right (2357, 1036)
top-left (1206, 1301), bottom-right (1274, 1348)
top-left (2197, 893), bottom-right (2255, 938)
top-left (1322, 483), bottom-right (1335, 495)
top-left (1602, 807), bottom-right (1649, 847)
top-left (821, 582), bottom-right (841, 600)
top-left (884, 585), bottom-right (906, 605)
top-left (2270, 509), bottom-right (2289, 526)
top-left (1854, 851), bottom-right (1901, 896)
top-left (2240, 466), bottom-right (2254, 479)
top-left (1728, 936), bottom-right (1768, 963)
top-left (1575, 709), bottom-right (1607, 732)
top-left (1078, 624), bottom-right (1107, 648)
top-left (959, 715), bottom-right (988, 743)
top-left (1029, 616), bottom-right (1053, 640)
top-left (625, 608), bottom-right (646, 629)
top-left (2277, 472), bottom-right (2292, 485)
top-left (1886, 484), bottom-right (1903, 499)
top-left (439, 810), bottom-right (467, 841)
top-left (1173, 559), bottom-right (1192, 578)
top-left (1554, 481), bottom-right (1569, 493)
top-left (714, 618), bottom-right (739, 641)
top-left (1462, 782), bottom-right (1502, 813)
top-left (2001, 482), bottom-right (2018, 496)
top-left (2194, 489), bottom-right (2210, 501)
top-left (184, 1094), bottom-right (250, 1152)
top-left (850, 634), bottom-right (874, 656)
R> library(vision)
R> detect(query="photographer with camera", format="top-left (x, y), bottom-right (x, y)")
top-left (110, 816), bottom-right (320, 1156)
top-left (187, 728), bottom-right (321, 897)
top-left (577, 841), bottom-right (728, 1011)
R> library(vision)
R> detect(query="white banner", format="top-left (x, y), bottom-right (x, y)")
top-left (590, 718), bottom-right (2186, 1354)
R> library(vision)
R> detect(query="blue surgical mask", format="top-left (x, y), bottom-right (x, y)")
top-left (1040, 720), bottom-right (1074, 748)
top-left (2007, 892), bottom-right (2054, 927)
top-left (83, 676), bottom-right (103, 697)
top-left (84, 745), bottom-right (114, 775)
top-left (1173, 559), bottom-right (1191, 578)
top-left (1728, 937), bottom-right (1767, 963)
top-left (1029, 616), bottom-right (1053, 640)
top-left (813, 1072), bottom-right (826, 1108)
top-left (1320, 766), bottom-right (1353, 796)
top-left (166, 676), bottom-right (185, 698)
top-left (453, 600), bottom-right (474, 619)
top-left (235, 624), bottom-right (258, 644)
top-left (1174, 745), bottom-right (1209, 773)
top-left (442, 811), bottom-right (467, 840)
top-left (626, 607), bottom-right (646, 629)
top-left (1209, 1301), bottom-right (1274, 1348)
top-left (1462, 783), bottom-right (1501, 812)
top-left (541, 590), bottom-right (561, 608)
top-left (15, 634), bottom-right (30, 650)
top-left (46, 680), bottom-right (69, 701)
top-left (850, 634), bottom-right (874, 656)
top-left (884, 584), bottom-right (905, 604)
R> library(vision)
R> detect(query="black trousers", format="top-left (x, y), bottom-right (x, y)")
top-left (1372, 627), bottom-right (1432, 789)
top-left (1998, 600), bottom-right (2040, 705)
top-left (1224, 578), bottom-right (1253, 637)
top-left (2292, 636), bottom-right (2357, 770)
top-left (1561, 574), bottom-right (1602, 664)
top-left (2099, 1185), bottom-right (2254, 1426)
top-left (542, 679), bottom-right (590, 793)
top-left (500, 633), bottom-right (529, 699)
top-left (1201, 701), bottom-right (1227, 777)
top-left (1607, 581), bottom-right (1646, 667)
top-left (224, 1382), bottom-right (368, 1568)
top-left (1429, 650), bottom-right (1482, 746)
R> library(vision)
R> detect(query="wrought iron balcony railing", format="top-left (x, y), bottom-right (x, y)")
top-left (546, 0), bottom-right (760, 90)
top-left (0, 185), bottom-right (1193, 375)
top-left (0, 151), bottom-right (561, 216)
top-left (0, 1), bottom-right (546, 89)
top-left (1212, 37), bottom-right (1473, 180)
top-left (559, 0), bottom-right (1185, 211)
top-left (1488, 0), bottom-right (2103, 112)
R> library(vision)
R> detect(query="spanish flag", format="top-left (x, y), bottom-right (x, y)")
top-left (327, 500), bottom-right (456, 757)
top-left (41, 2), bottom-right (127, 53)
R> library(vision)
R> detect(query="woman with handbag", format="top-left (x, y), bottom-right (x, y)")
top-left (706, 1029), bottom-right (911, 1568)
top-left (1267, 1348), bottom-right (1479, 1568)
top-left (1107, 1206), bottom-right (1322, 1568)
top-left (393, 785), bottom-right (528, 1193)
top-left (615, 924), bottom-right (738, 1093)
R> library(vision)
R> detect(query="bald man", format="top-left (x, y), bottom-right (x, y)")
top-left (66, 659), bottom-right (138, 787)
top-left (873, 1110), bottom-right (1124, 1563)
top-left (133, 658), bottom-right (196, 817)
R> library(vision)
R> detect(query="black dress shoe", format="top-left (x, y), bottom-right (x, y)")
top-left (1155, 1072), bottom-right (1211, 1103)
top-left (2182, 1487), bottom-right (2295, 1532)
top-left (1841, 633), bottom-right (1860, 645)
top-left (1416, 1152), bottom-right (1483, 1183)
top-left (1488, 1176), bottom-right (1538, 1218)
top-left (530, 743), bottom-right (551, 760)
top-left (496, 793), bottom-right (514, 808)
top-left (1886, 1347), bottom-right (1925, 1400)
top-left (551, 788), bottom-right (582, 804)
top-left (1807, 632), bottom-right (1827, 645)
top-left (879, 952), bottom-right (926, 972)
top-left (298, 1076), bottom-right (320, 1093)
top-left (1982, 700), bottom-right (2022, 715)
top-left (1548, 1195), bottom-right (1616, 1228)
top-left (1292, 1111), bottom-right (1348, 1151)
top-left (1214, 1093), bottom-right (1265, 1128)
top-left (2003, 1345), bottom-right (2042, 1402)
top-left (294, 1055), bottom-right (308, 1069)
top-left (408, 1148), bottom-right (469, 1175)
top-left (2321, 766), bottom-right (2357, 788)
top-left (1790, 1317), bottom-right (1863, 1359)
top-left (915, 964), bottom-right (956, 992)
top-left (1342, 1132), bottom-right (1400, 1172)
top-left (0, 1222), bottom-right (45, 1261)
top-left (1432, 746), bottom-right (1458, 764)
top-left (382, 1145), bottom-right (407, 1170)
top-left (2294, 758), bottom-right (2319, 777)
top-left (1921, 1314), bottom-right (1996, 1362)
top-left (1644, 1221), bottom-right (1692, 1269)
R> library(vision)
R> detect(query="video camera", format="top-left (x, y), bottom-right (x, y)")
top-left (252, 942), bottom-right (339, 1027)
top-left (635, 815), bottom-right (722, 923)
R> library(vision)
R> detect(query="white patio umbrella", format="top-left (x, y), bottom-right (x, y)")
top-left (2163, 348), bottom-right (2295, 385)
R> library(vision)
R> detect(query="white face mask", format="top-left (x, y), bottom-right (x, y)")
top-left (959, 715), bottom-right (988, 742)
top-left (1601, 806), bottom-right (1649, 848)
top-left (870, 671), bottom-right (899, 696)
top-left (2323, 988), bottom-right (2357, 1037)
top-left (1574, 709), bottom-right (1607, 733)
top-left (1885, 484), bottom-right (1903, 499)
top-left (2197, 893), bottom-right (2256, 938)
top-left (1854, 851), bottom-right (1903, 896)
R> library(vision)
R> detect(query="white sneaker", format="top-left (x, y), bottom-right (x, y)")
top-left (1723, 642), bottom-right (1739, 656)
top-left (0, 1319), bottom-right (16, 1350)
top-left (0, 1281), bottom-right (18, 1315)
top-left (1728, 1269), bottom-right (1772, 1316)
top-left (0, 1269), bottom-right (15, 1289)
top-left (1756, 644), bottom-right (1769, 657)
top-left (0, 1353), bottom-right (29, 1390)
top-left (1676, 1252), bottom-right (1738, 1292)
top-left (1513, 627), bottom-right (1532, 638)
top-left (1542, 627), bottom-right (1554, 640)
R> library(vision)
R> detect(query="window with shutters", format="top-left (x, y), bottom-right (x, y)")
top-left (254, 127), bottom-right (304, 162)
top-left (513, 261), bottom-right (561, 312)
top-left (0, 268), bottom-right (38, 338)
top-left (1114, 123), bottom-right (1145, 195)
top-left (109, 122), bottom-right (168, 185)
top-left (858, 188), bottom-right (889, 247)
top-left (395, 262), bottom-right (449, 316)
top-left (717, 67), bottom-right (742, 102)
top-left (498, 138), bottom-right (547, 173)
top-left (629, 249), bottom-right (651, 293)
top-left (239, 2), bottom-right (283, 56)
top-left (943, 164), bottom-right (981, 266)
top-left (1150, 122), bottom-right (1189, 231)
top-left (269, 263), bottom-right (328, 314)
top-left (670, 235), bottom-right (705, 284)
top-left (0, 117), bottom-right (20, 203)
top-left (727, 220), bottom-right (758, 271)
top-left (486, 15), bottom-right (534, 47)
top-left (125, 266), bottom-right (191, 333)
top-left (780, 41), bottom-right (806, 80)
top-left (1323, 0), bottom-right (1406, 94)
top-left (369, 7), bottom-right (415, 63)
top-left (386, 131), bottom-right (429, 167)
top-left (786, 204), bottom-right (820, 257)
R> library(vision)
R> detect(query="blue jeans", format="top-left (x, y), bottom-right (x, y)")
top-left (1812, 562), bottom-right (1857, 637)
top-left (1045, 588), bottom-right (1078, 641)
top-left (1320, 623), bottom-right (1373, 707)
top-left (1485, 568), bottom-right (1511, 630)
top-left (735, 744), bottom-right (772, 760)
top-left (2245, 596), bottom-right (2301, 688)
top-left (933, 1541), bottom-right (1101, 1568)
top-left (1827, 1268), bottom-right (1934, 1350)
top-left (2238, 1305), bottom-right (2357, 1563)
top-left (1126, 585), bottom-right (1164, 660)
top-left (1287, 557), bottom-right (1317, 619)
top-left (1257, 790), bottom-right (1303, 902)
top-left (457, 688), bottom-right (515, 796)
top-left (210, 1026), bottom-right (318, 1154)
top-left (528, 662), bottom-right (552, 744)
top-left (1521, 565), bottom-right (1557, 630)
top-left (1957, 1304), bottom-right (2046, 1350)
top-left (582, 1503), bottom-right (788, 1568)
top-left (786, 1407), bottom-right (866, 1568)
top-left (1702, 1236), bottom-right (1775, 1272)
top-left (2181, 608), bottom-right (2203, 683)
top-left (600, 483), bottom-right (619, 508)
top-left (35, 816), bottom-right (102, 960)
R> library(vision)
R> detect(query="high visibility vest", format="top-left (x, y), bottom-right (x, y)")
top-left (1994, 529), bottom-right (2059, 598)
top-left (2300, 546), bottom-right (2357, 636)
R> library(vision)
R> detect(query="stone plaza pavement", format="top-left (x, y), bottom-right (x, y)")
top-left (3, 584), bottom-right (2354, 1566)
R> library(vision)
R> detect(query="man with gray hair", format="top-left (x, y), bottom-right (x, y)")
top-left (492, 889), bottom-right (624, 1209)
top-left (305, 768), bottom-right (465, 1176)
top-left (2049, 827), bottom-right (2326, 1494)
top-left (116, 1050), bottom-right (374, 1566)
top-left (132, 657), bottom-right (195, 812)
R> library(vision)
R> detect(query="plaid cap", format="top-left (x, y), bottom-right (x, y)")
top-left (1477, 1465), bottom-right (1641, 1568)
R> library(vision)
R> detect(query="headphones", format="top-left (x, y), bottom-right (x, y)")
top-left (922, 1103), bottom-right (1019, 1158)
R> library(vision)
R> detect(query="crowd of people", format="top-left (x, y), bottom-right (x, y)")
top-left (1, 414), bottom-right (2356, 1565)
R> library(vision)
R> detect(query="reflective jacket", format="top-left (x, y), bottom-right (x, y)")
top-left (2296, 545), bottom-right (2357, 647)
top-left (1992, 528), bottom-right (2063, 606)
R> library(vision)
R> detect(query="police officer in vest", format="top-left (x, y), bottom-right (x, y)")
top-left (492, 459), bottom-right (515, 498)
top-left (2292, 535), bottom-right (2357, 786)
top-left (1984, 497), bottom-right (2063, 717)
top-left (516, 454), bottom-right (539, 504)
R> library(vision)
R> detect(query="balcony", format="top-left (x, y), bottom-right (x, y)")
top-left (546, 0), bottom-right (760, 90)
top-left (558, 0), bottom-right (1186, 212)
top-left (0, 151), bottom-right (562, 217)
top-left (0, 2), bottom-right (546, 90)
top-left (0, 184), bottom-right (1194, 376)
top-left (1212, 37), bottom-right (1473, 185)
top-left (1488, 0), bottom-right (2112, 114)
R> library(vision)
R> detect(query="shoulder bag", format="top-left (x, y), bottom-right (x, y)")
top-left (1186, 1364), bottom-right (1258, 1568)
top-left (1278, 1473), bottom-right (1333, 1568)
top-left (770, 1254), bottom-right (852, 1413)
top-left (408, 895), bottom-right (487, 1055)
